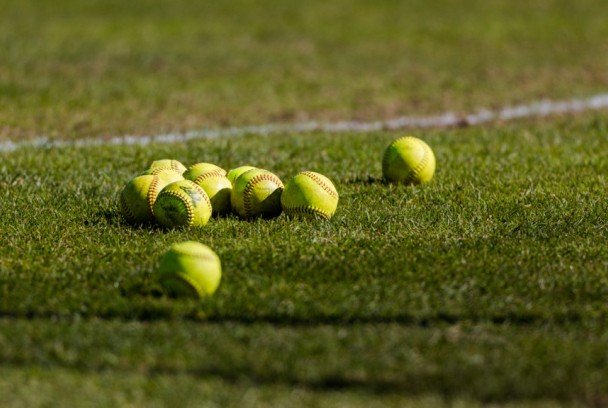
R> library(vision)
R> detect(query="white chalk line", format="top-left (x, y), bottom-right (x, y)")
top-left (1, 93), bottom-right (608, 153)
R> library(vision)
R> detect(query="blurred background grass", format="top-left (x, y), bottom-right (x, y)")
top-left (1, 0), bottom-right (607, 140)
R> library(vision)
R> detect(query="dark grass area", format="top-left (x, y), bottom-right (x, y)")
top-left (0, 115), bottom-right (607, 403)
top-left (0, 370), bottom-right (580, 408)
top-left (0, 319), bottom-right (606, 404)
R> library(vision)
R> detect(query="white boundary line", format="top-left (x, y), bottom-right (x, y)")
top-left (1, 93), bottom-right (608, 153)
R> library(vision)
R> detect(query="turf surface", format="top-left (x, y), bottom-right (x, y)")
top-left (2, 0), bottom-right (608, 406)
top-left (1, 116), bottom-right (608, 405)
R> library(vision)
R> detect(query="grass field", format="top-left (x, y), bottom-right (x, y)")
top-left (2, 0), bottom-right (608, 140)
top-left (1, 0), bottom-right (608, 407)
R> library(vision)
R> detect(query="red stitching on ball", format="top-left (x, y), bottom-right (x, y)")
top-left (242, 173), bottom-right (284, 218)
top-left (177, 272), bottom-right (205, 297)
top-left (120, 192), bottom-right (136, 222)
top-left (383, 137), bottom-right (429, 185)
top-left (284, 205), bottom-right (331, 220)
top-left (194, 169), bottom-right (227, 185)
top-left (192, 182), bottom-right (213, 212)
top-left (171, 161), bottom-right (183, 172)
top-left (404, 141), bottom-right (431, 185)
top-left (156, 190), bottom-right (194, 226)
top-left (300, 171), bottom-right (338, 200)
top-left (147, 175), bottom-right (161, 215)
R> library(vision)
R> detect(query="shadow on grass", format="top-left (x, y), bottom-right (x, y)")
top-left (0, 356), bottom-right (449, 400)
top-left (83, 209), bottom-right (123, 227)
top-left (343, 175), bottom-right (385, 185)
top-left (86, 209), bottom-right (179, 231)
top-left (0, 349), bottom-right (593, 403)
top-left (0, 307), bottom-right (585, 328)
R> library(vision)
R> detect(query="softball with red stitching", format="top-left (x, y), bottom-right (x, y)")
top-left (153, 180), bottom-right (212, 228)
top-left (226, 165), bottom-right (257, 185)
top-left (158, 241), bottom-right (221, 299)
top-left (147, 159), bottom-right (187, 174)
top-left (140, 167), bottom-right (185, 184)
top-left (281, 171), bottom-right (339, 220)
top-left (184, 163), bottom-right (231, 215)
top-left (382, 136), bottom-right (436, 185)
top-left (120, 174), bottom-right (173, 224)
top-left (230, 169), bottom-right (284, 219)
top-left (183, 162), bottom-right (226, 180)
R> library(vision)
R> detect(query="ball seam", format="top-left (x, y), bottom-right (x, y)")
top-left (148, 167), bottom-right (174, 176)
top-left (171, 161), bottom-right (181, 172)
top-left (195, 182), bottom-right (213, 213)
top-left (300, 171), bottom-right (338, 200)
top-left (120, 192), bottom-right (136, 222)
top-left (176, 271), bottom-right (206, 297)
top-left (173, 251), bottom-right (218, 263)
top-left (157, 190), bottom-right (195, 226)
top-left (283, 205), bottom-right (331, 220)
top-left (147, 175), bottom-right (161, 215)
top-left (243, 173), bottom-right (284, 218)
top-left (404, 141), bottom-right (431, 185)
top-left (384, 137), bottom-right (429, 184)
top-left (194, 169), bottom-right (227, 185)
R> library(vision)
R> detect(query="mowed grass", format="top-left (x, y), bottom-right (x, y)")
top-left (0, 115), bottom-right (607, 405)
top-left (1, 0), bottom-right (608, 139)
top-left (2, 0), bottom-right (608, 405)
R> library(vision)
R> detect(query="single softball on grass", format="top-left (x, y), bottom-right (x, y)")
top-left (153, 180), bottom-right (212, 228)
top-left (382, 136), bottom-right (436, 185)
top-left (226, 165), bottom-right (256, 185)
top-left (281, 171), bottom-right (339, 220)
top-left (120, 174), bottom-right (173, 224)
top-left (148, 159), bottom-right (187, 174)
top-left (231, 169), bottom-right (284, 219)
top-left (184, 163), bottom-right (231, 215)
top-left (158, 241), bottom-right (221, 299)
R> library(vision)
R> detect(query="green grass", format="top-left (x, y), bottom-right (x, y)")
top-left (1, 0), bottom-right (608, 139)
top-left (0, 370), bottom-right (582, 408)
top-left (1, 115), bottom-right (608, 405)
top-left (2, 0), bottom-right (608, 406)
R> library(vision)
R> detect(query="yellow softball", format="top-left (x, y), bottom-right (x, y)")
top-left (281, 171), bottom-right (339, 220)
top-left (230, 169), bottom-right (284, 219)
top-left (192, 177), bottom-right (232, 216)
top-left (140, 167), bottom-right (185, 184)
top-left (184, 163), bottom-right (231, 215)
top-left (158, 241), bottom-right (221, 299)
top-left (153, 180), bottom-right (212, 228)
top-left (120, 174), bottom-right (172, 224)
top-left (183, 162), bottom-right (227, 180)
top-left (382, 136), bottom-right (436, 185)
top-left (226, 165), bottom-right (257, 185)
top-left (148, 159), bottom-right (187, 174)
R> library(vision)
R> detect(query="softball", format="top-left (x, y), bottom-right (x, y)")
top-left (382, 136), bottom-right (436, 185)
top-left (183, 162), bottom-right (227, 181)
top-left (158, 241), bottom-right (221, 298)
top-left (231, 169), bottom-right (283, 219)
top-left (189, 175), bottom-right (232, 216)
top-left (120, 174), bottom-right (172, 224)
top-left (140, 167), bottom-right (185, 184)
top-left (281, 171), bottom-right (339, 220)
top-left (148, 159), bottom-right (187, 174)
top-left (153, 180), bottom-right (212, 228)
top-left (226, 165), bottom-right (256, 185)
